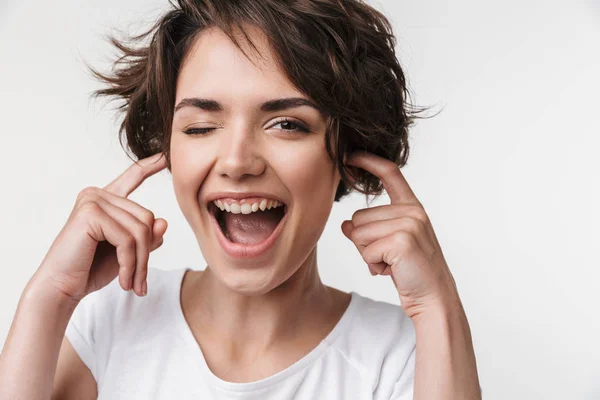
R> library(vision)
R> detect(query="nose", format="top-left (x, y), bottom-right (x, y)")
top-left (213, 125), bottom-right (266, 181)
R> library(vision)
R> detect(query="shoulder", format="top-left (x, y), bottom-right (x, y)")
top-left (328, 292), bottom-right (416, 398)
top-left (66, 266), bottom-right (187, 349)
top-left (64, 267), bottom-right (188, 387)
top-left (334, 291), bottom-right (416, 356)
top-left (76, 267), bottom-right (185, 314)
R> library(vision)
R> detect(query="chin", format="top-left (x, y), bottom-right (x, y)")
top-left (204, 245), bottom-right (312, 296)
top-left (213, 265), bottom-right (288, 296)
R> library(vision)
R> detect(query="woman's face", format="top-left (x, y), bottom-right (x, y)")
top-left (170, 26), bottom-right (341, 295)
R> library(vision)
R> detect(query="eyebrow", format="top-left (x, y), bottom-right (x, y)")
top-left (173, 97), bottom-right (322, 115)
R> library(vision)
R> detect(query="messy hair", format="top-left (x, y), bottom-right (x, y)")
top-left (85, 0), bottom-right (429, 202)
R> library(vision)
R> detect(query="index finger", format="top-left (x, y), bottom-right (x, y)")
top-left (345, 151), bottom-right (420, 205)
top-left (103, 153), bottom-right (168, 198)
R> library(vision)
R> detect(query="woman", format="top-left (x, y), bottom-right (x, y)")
top-left (0, 0), bottom-right (481, 398)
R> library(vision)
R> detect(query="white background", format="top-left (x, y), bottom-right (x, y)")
top-left (1, 0), bottom-right (599, 398)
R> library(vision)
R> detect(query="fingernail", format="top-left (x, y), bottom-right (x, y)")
top-left (127, 278), bottom-right (133, 291)
top-left (142, 280), bottom-right (147, 296)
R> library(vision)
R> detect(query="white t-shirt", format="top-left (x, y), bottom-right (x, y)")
top-left (65, 267), bottom-right (416, 399)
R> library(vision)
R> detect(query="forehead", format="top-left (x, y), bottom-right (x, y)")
top-left (176, 26), bottom-right (302, 103)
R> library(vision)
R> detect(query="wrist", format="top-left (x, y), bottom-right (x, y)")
top-left (409, 291), bottom-right (471, 340)
top-left (23, 272), bottom-right (80, 312)
top-left (402, 285), bottom-right (464, 321)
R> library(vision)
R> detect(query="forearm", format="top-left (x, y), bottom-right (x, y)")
top-left (411, 292), bottom-right (481, 400)
top-left (0, 274), bottom-right (78, 400)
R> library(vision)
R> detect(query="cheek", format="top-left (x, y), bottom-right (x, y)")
top-left (170, 137), bottom-right (213, 210)
top-left (279, 143), bottom-right (337, 257)
top-left (276, 140), bottom-right (337, 197)
top-left (273, 139), bottom-right (338, 241)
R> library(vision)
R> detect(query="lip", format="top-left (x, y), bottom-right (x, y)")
top-left (207, 202), bottom-right (289, 259)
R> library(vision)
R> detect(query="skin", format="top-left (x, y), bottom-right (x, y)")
top-left (168, 25), bottom-right (351, 382)
top-left (342, 153), bottom-right (481, 398)
top-left (0, 3), bottom-right (478, 393)
top-left (169, 23), bottom-right (481, 395)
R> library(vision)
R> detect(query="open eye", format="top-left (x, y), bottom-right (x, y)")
top-left (270, 118), bottom-right (311, 134)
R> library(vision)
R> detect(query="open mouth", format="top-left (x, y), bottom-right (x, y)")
top-left (207, 200), bottom-right (289, 258)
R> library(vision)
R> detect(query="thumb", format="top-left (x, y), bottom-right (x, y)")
top-left (341, 220), bottom-right (354, 239)
top-left (151, 218), bottom-right (168, 248)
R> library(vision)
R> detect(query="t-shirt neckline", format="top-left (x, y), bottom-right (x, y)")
top-left (172, 267), bottom-right (360, 392)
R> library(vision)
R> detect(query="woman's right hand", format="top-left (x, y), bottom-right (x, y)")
top-left (31, 152), bottom-right (169, 303)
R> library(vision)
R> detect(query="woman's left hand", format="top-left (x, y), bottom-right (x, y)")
top-left (341, 151), bottom-right (460, 318)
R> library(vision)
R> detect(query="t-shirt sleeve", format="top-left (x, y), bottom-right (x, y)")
top-left (65, 291), bottom-right (100, 381)
top-left (389, 343), bottom-right (415, 400)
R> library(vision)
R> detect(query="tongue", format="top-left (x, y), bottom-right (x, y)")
top-left (223, 208), bottom-right (282, 245)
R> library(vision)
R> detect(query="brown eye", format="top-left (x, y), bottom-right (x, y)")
top-left (271, 118), bottom-right (310, 133)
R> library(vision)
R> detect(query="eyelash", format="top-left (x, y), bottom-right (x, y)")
top-left (183, 118), bottom-right (311, 135)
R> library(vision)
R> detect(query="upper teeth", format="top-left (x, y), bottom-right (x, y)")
top-left (213, 199), bottom-right (284, 214)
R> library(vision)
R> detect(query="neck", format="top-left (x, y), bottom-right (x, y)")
top-left (189, 246), bottom-right (335, 350)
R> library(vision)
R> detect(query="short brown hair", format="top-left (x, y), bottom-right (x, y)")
top-left (85, 0), bottom-right (429, 202)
